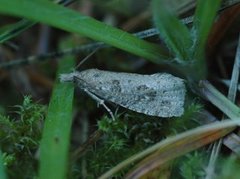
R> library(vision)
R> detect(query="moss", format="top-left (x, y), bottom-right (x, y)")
top-left (0, 96), bottom-right (46, 179)
top-left (74, 102), bottom-right (202, 178)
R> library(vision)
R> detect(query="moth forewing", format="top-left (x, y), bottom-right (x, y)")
top-left (60, 69), bottom-right (186, 118)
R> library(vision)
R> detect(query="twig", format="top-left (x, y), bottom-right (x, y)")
top-left (71, 130), bottom-right (103, 161)
top-left (0, 16), bottom-right (194, 69)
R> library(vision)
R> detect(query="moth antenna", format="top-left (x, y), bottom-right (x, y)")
top-left (75, 47), bottom-right (99, 70)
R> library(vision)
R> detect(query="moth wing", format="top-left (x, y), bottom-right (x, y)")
top-left (76, 70), bottom-right (186, 117)
top-left (105, 87), bottom-right (185, 117)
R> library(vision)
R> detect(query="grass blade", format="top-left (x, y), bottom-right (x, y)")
top-left (152, 0), bottom-right (192, 62)
top-left (39, 40), bottom-right (74, 179)
top-left (0, 150), bottom-right (7, 179)
top-left (199, 80), bottom-right (240, 119)
top-left (99, 120), bottom-right (239, 179)
top-left (205, 35), bottom-right (240, 179)
top-left (0, 0), bottom-right (169, 64)
top-left (228, 35), bottom-right (240, 102)
top-left (0, 19), bottom-right (35, 43)
top-left (0, 0), bottom-right (72, 43)
top-left (192, 0), bottom-right (222, 59)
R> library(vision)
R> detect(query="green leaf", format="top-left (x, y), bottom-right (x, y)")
top-left (0, 0), bottom-right (169, 64)
top-left (192, 0), bottom-right (222, 59)
top-left (0, 19), bottom-right (35, 43)
top-left (0, 0), bottom-right (72, 43)
top-left (0, 150), bottom-right (7, 179)
top-left (39, 39), bottom-right (75, 179)
top-left (152, 0), bottom-right (192, 63)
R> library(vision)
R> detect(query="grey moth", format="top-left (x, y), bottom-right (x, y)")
top-left (60, 69), bottom-right (186, 118)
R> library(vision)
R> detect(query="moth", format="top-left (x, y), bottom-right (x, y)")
top-left (60, 69), bottom-right (186, 118)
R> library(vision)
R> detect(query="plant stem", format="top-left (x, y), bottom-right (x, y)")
top-left (198, 80), bottom-right (240, 119)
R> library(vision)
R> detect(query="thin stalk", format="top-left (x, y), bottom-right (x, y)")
top-left (205, 35), bottom-right (240, 179)
top-left (199, 80), bottom-right (240, 119)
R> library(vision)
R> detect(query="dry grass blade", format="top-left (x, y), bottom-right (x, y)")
top-left (226, 35), bottom-right (240, 102)
top-left (199, 80), bottom-right (240, 119)
top-left (125, 123), bottom-right (237, 178)
top-left (198, 110), bottom-right (240, 156)
top-left (99, 120), bottom-right (240, 179)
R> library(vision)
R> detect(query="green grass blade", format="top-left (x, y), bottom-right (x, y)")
top-left (0, 0), bottom-right (169, 64)
top-left (0, 0), bottom-right (68, 43)
top-left (0, 150), bottom-right (7, 179)
top-left (192, 0), bottom-right (222, 59)
top-left (0, 19), bottom-right (35, 43)
top-left (39, 41), bottom-right (74, 179)
top-left (152, 0), bottom-right (192, 62)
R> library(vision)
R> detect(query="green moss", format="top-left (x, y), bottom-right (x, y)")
top-left (0, 96), bottom-right (46, 178)
top-left (74, 102), bottom-right (202, 178)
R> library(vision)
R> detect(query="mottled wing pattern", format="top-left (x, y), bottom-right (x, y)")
top-left (112, 87), bottom-right (185, 117)
top-left (60, 69), bottom-right (186, 117)
top-left (83, 70), bottom-right (186, 117)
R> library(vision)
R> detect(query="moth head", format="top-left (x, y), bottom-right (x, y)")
top-left (59, 72), bottom-right (79, 82)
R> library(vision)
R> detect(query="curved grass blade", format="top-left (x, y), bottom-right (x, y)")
top-left (99, 120), bottom-right (240, 179)
top-left (0, 15), bottom-right (194, 69)
top-left (152, 0), bottom-right (192, 63)
top-left (38, 40), bottom-right (74, 179)
top-left (0, 0), bottom-right (74, 44)
top-left (0, 27), bottom-right (169, 69)
top-left (0, 0), bottom-right (169, 64)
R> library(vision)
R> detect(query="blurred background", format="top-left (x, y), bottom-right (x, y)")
top-left (1, 0), bottom-right (240, 178)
